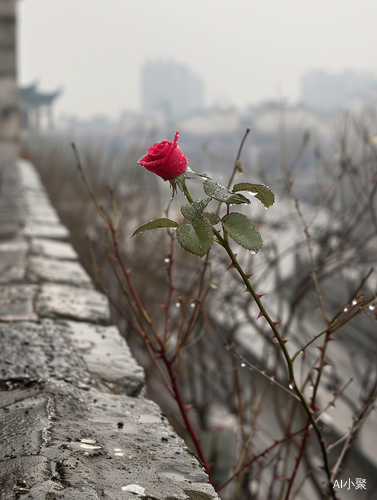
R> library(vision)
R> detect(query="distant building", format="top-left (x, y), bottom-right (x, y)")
top-left (178, 107), bottom-right (240, 136)
top-left (301, 70), bottom-right (377, 114)
top-left (141, 61), bottom-right (204, 121)
top-left (20, 83), bottom-right (61, 130)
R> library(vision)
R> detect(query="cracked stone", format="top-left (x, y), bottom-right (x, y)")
top-left (61, 321), bottom-right (145, 397)
top-left (0, 321), bottom-right (92, 387)
top-left (0, 249), bottom-right (26, 283)
top-left (28, 256), bottom-right (92, 287)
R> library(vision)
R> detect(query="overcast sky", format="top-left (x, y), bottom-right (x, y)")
top-left (18, 0), bottom-right (377, 120)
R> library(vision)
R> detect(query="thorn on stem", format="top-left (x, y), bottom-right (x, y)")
top-left (245, 273), bottom-right (253, 279)
top-left (257, 310), bottom-right (264, 319)
top-left (227, 262), bottom-right (236, 270)
top-left (272, 319), bottom-right (282, 326)
top-left (256, 293), bottom-right (265, 299)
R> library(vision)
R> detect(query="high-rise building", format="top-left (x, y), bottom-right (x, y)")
top-left (301, 70), bottom-right (377, 114)
top-left (141, 60), bottom-right (204, 121)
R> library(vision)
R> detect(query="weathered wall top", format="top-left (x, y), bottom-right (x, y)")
top-left (0, 159), bottom-right (218, 500)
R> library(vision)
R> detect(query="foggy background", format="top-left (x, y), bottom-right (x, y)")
top-left (18, 0), bottom-right (377, 122)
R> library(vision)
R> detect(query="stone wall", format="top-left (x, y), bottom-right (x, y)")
top-left (0, 159), bottom-right (218, 500)
top-left (0, 0), bottom-right (18, 171)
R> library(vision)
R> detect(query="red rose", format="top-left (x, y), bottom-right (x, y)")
top-left (138, 131), bottom-right (188, 181)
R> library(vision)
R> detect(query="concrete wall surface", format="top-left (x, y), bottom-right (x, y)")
top-left (0, 158), bottom-right (218, 500)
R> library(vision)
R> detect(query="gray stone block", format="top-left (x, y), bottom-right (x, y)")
top-left (28, 256), bottom-right (92, 287)
top-left (18, 158), bottom-right (44, 189)
top-left (0, 248), bottom-right (25, 282)
top-left (36, 283), bottom-right (109, 324)
top-left (0, 321), bottom-right (93, 388)
top-left (0, 284), bottom-right (38, 321)
top-left (27, 207), bottom-right (61, 224)
top-left (62, 320), bottom-right (145, 396)
top-left (24, 191), bottom-right (50, 204)
top-left (23, 221), bottom-right (70, 240)
top-left (0, 240), bottom-right (28, 252)
top-left (31, 238), bottom-right (78, 260)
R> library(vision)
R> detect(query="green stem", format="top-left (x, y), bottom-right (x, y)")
top-left (181, 178), bottom-right (194, 204)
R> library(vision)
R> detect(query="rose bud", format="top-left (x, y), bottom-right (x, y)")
top-left (138, 131), bottom-right (188, 181)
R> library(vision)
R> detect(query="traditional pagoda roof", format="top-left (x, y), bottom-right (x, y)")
top-left (20, 83), bottom-right (62, 108)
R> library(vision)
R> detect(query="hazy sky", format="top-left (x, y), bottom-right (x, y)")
top-left (18, 0), bottom-right (377, 120)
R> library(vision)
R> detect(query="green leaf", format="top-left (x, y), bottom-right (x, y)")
top-left (203, 212), bottom-right (220, 225)
top-left (203, 179), bottom-right (250, 205)
top-left (132, 218), bottom-right (178, 237)
top-left (222, 213), bottom-right (263, 253)
top-left (233, 183), bottom-right (275, 208)
top-left (176, 215), bottom-right (213, 257)
top-left (181, 198), bottom-right (211, 220)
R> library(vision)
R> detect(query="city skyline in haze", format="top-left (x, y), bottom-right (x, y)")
top-left (18, 0), bottom-right (377, 120)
